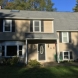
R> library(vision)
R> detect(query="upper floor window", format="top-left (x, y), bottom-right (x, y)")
top-left (33, 20), bottom-right (41, 32)
top-left (62, 32), bottom-right (69, 43)
top-left (3, 20), bottom-right (12, 32)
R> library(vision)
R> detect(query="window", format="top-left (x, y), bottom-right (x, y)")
top-left (2, 46), bottom-right (5, 56)
top-left (1, 45), bottom-right (23, 57)
top-left (62, 32), bottom-right (69, 43)
top-left (63, 51), bottom-right (73, 60)
top-left (33, 20), bottom-right (41, 32)
top-left (3, 20), bottom-right (12, 32)
top-left (64, 52), bottom-right (69, 59)
top-left (19, 45), bottom-right (22, 56)
top-left (7, 46), bottom-right (17, 56)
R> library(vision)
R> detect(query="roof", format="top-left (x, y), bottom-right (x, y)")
top-left (25, 33), bottom-right (58, 39)
top-left (0, 9), bottom-right (78, 31)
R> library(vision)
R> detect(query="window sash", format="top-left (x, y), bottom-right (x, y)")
top-left (33, 20), bottom-right (41, 32)
top-left (62, 32), bottom-right (69, 43)
top-left (63, 51), bottom-right (73, 60)
top-left (1, 45), bottom-right (23, 57)
top-left (19, 45), bottom-right (22, 56)
top-left (3, 20), bottom-right (12, 32)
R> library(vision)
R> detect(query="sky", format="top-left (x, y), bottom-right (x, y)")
top-left (52, 0), bottom-right (76, 12)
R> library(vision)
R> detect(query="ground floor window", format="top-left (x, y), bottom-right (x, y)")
top-left (19, 45), bottom-right (22, 56)
top-left (60, 51), bottom-right (73, 61)
top-left (7, 46), bottom-right (17, 56)
top-left (2, 46), bottom-right (5, 56)
top-left (1, 45), bottom-right (23, 57)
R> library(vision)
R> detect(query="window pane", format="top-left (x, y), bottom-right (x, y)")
top-left (4, 20), bottom-right (11, 31)
top-left (64, 56), bottom-right (68, 59)
top-left (7, 46), bottom-right (17, 56)
top-left (5, 27), bottom-right (10, 31)
top-left (64, 52), bottom-right (68, 56)
top-left (2, 51), bottom-right (4, 56)
top-left (19, 46), bottom-right (22, 50)
top-left (2, 46), bottom-right (4, 50)
top-left (19, 51), bottom-right (22, 56)
top-left (5, 20), bottom-right (10, 26)
top-left (2, 46), bottom-right (5, 56)
top-left (63, 37), bottom-right (68, 42)
top-left (35, 21), bottom-right (39, 26)
top-left (35, 27), bottom-right (39, 31)
top-left (63, 32), bottom-right (67, 37)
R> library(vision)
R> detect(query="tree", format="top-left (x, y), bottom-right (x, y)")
top-left (0, 0), bottom-right (4, 6)
top-left (0, 0), bottom-right (8, 8)
top-left (4, 0), bottom-right (56, 11)
top-left (73, 0), bottom-right (78, 12)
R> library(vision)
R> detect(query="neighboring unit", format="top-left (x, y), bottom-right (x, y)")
top-left (0, 10), bottom-right (78, 64)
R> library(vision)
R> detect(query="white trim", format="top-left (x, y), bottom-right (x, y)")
top-left (25, 39), bottom-right (27, 64)
top-left (62, 51), bottom-right (73, 61)
top-left (57, 39), bottom-right (60, 63)
top-left (3, 19), bottom-right (12, 32)
top-left (52, 21), bottom-right (54, 33)
top-left (26, 38), bottom-right (57, 40)
top-left (37, 43), bottom-right (46, 62)
top-left (33, 20), bottom-right (41, 32)
top-left (45, 44), bottom-right (47, 61)
top-left (17, 45), bottom-right (19, 57)
top-left (1, 41), bottom-right (24, 57)
top-left (62, 32), bottom-right (69, 43)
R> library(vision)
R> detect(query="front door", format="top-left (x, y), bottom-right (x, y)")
top-left (38, 44), bottom-right (45, 60)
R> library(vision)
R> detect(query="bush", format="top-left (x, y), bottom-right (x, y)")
top-left (28, 60), bottom-right (41, 68)
top-left (0, 57), bottom-right (19, 66)
top-left (9, 57), bottom-right (19, 66)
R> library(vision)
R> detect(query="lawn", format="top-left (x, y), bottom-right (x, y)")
top-left (0, 65), bottom-right (78, 78)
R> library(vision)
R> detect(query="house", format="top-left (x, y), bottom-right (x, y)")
top-left (0, 9), bottom-right (78, 64)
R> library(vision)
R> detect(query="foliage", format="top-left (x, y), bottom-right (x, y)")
top-left (0, 57), bottom-right (19, 66)
top-left (9, 57), bottom-right (19, 65)
top-left (73, 0), bottom-right (78, 12)
top-left (28, 60), bottom-right (41, 68)
top-left (3, 0), bottom-right (56, 11)
top-left (0, 0), bottom-right (3, 6)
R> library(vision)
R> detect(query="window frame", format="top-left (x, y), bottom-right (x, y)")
top-left (18, 45), bottom-right (23, 56)
top-left (63, 51), bottom-right (73, 60)
top-left (3, 19), bottom-right (12, 32)
top-left (1, 45), bottom-right (23, 57)
top-left (62, 32), bottom-right (69, 43)
top-left (33, 20), bottom-right (41, 32)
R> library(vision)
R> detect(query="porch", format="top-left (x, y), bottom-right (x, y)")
top-left (26, 39), bottom-right (58, 64)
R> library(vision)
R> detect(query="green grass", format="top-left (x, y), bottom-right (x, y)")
top-left (0, 65), bottom-right (78, 78)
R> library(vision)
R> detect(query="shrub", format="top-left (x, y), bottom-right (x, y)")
top-left (9, 57), bottom-right (19, 66)
top-left (28, 60), bottom-right (41, 68)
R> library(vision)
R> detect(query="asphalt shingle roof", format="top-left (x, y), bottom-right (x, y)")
top-left (0, 10), bottom-right (78, 31)
top-left (25, 33), bottom-right (58, 39)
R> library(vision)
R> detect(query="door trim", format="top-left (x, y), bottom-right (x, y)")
top-left (37, 43), bottom-right (46, 62)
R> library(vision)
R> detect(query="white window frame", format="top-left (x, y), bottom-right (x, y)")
top-left (1, 41), bottom-right (24, 57)
top-left (33, 20), bottom-right (41, 32)
top-left (3, 19), bottom-right (12, 32)
top-left (63, 51), bottom-right (73, 61)
top-left (18, 45), bottom-right (23, 56)
top-left (62, 32), bottom-right (69, 43)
